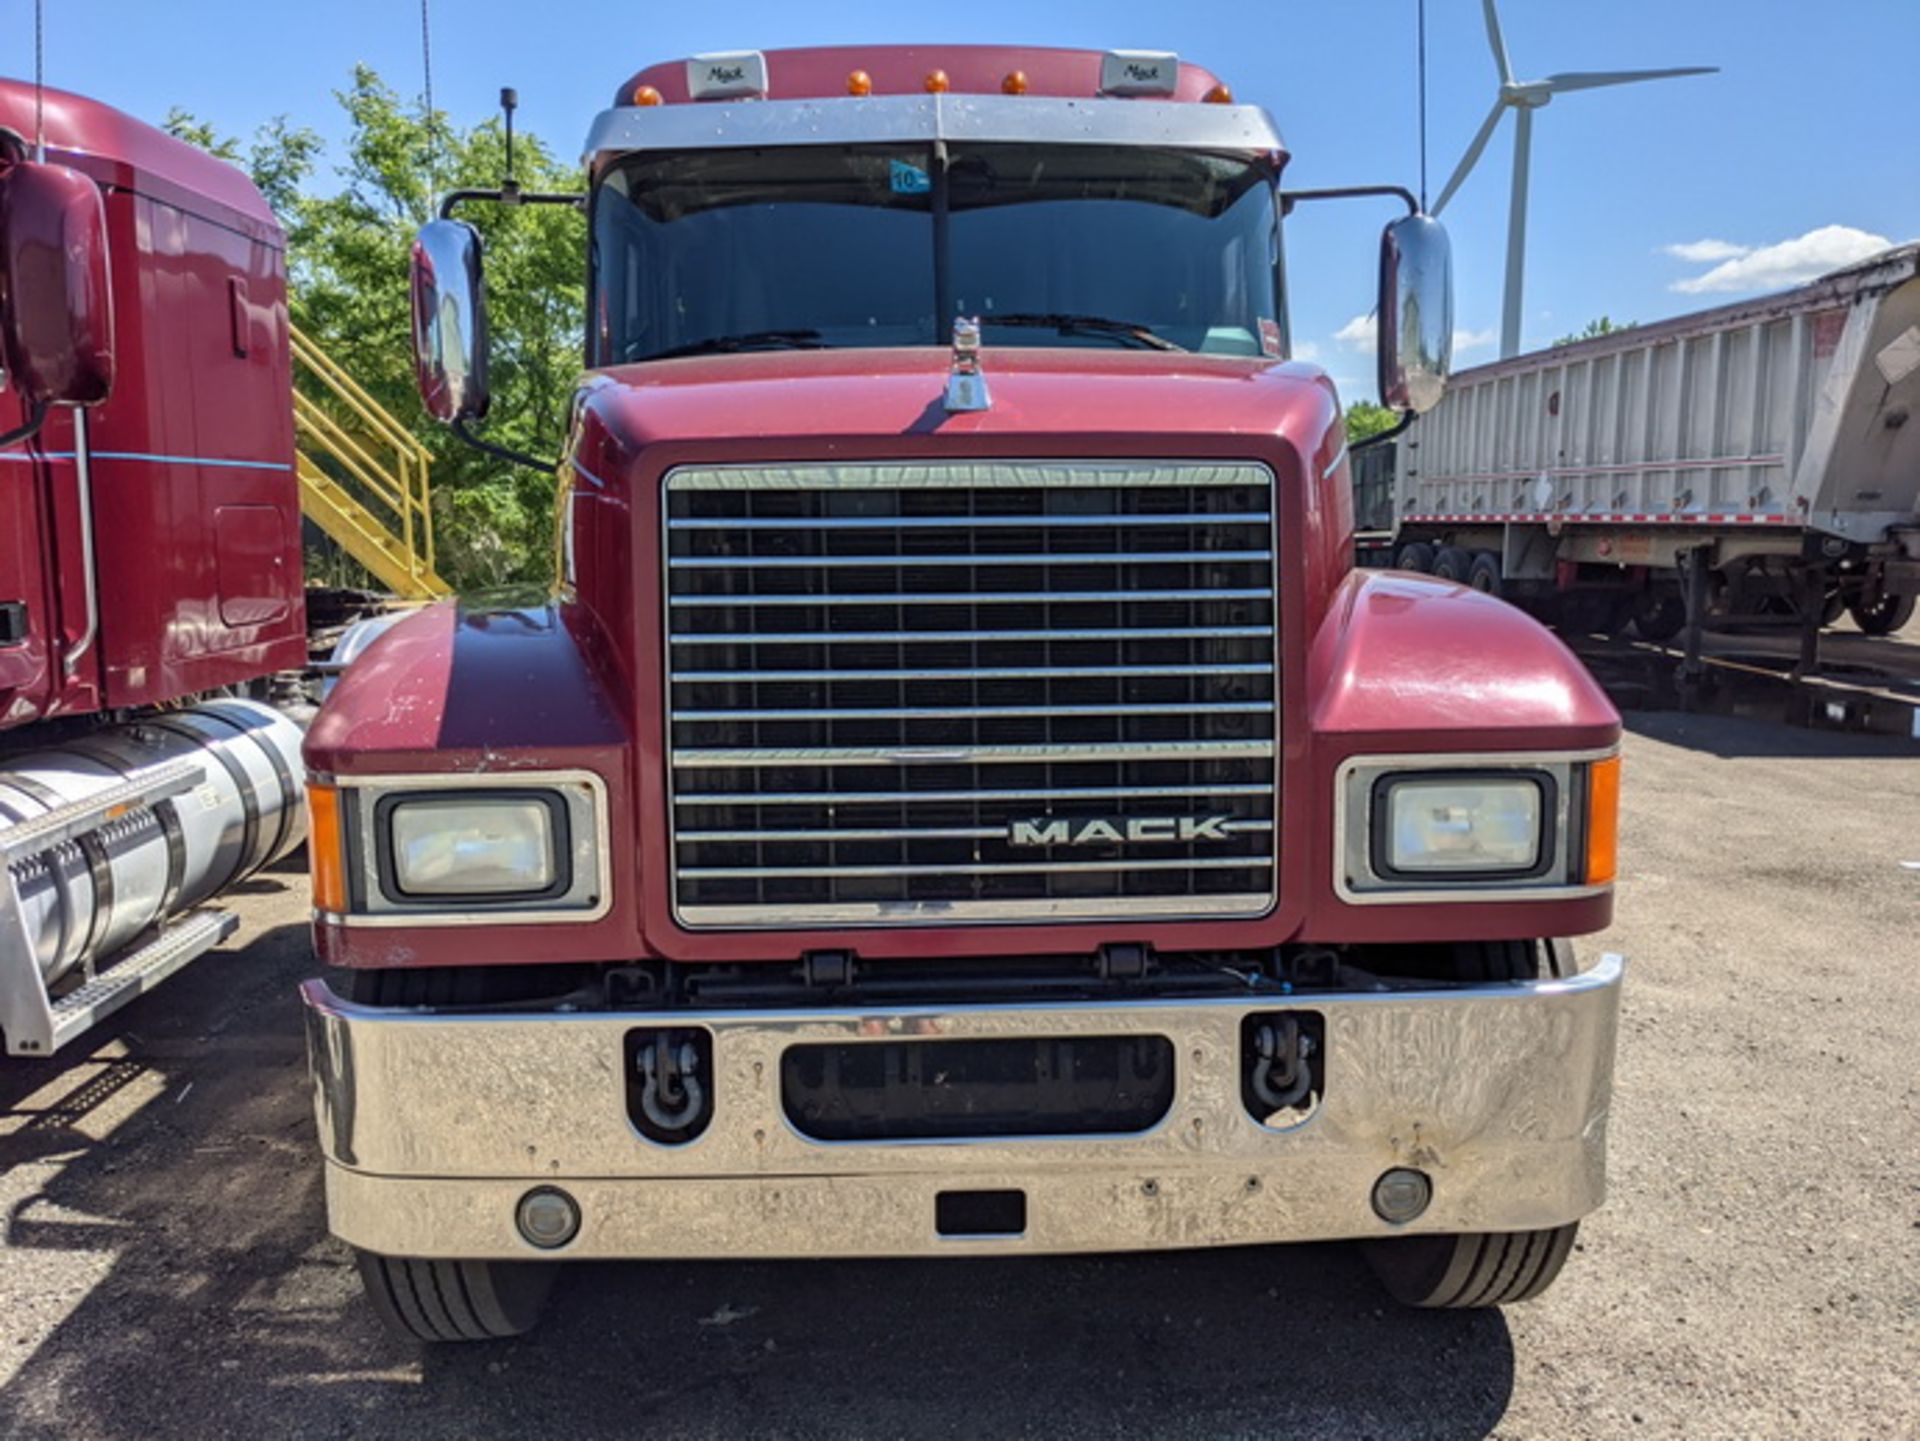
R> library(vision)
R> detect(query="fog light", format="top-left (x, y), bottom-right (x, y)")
top-left (515, 1186), bottom-right (580, 1249)
top-left (1371, 1168), bottom-right (1432, 1224)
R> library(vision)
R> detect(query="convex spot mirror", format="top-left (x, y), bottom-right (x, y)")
top-left (0, 161), bottom-right (115, 407)
top-left (1377, 213), bottom-right (1452, 415)
top-left (410, 218), bottom-right (491, 423)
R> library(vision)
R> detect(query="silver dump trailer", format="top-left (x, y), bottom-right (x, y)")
top-left (1374, 244), bottom-right (1920, 647)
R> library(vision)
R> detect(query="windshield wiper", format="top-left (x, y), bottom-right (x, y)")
top-left (648, 329), bottom-right (828, 361)
top-left (979, 314), bottom-right (1185, 352)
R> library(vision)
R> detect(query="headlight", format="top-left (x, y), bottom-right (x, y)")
top-left (1376, 774), bottom-right (1548, 877)
top-left (386, 795), bottom-right (565, 896)
top-left (1337, 754), bottom-right (1617, 901)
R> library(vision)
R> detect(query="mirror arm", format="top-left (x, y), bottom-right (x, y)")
top-left (451, 417), bottom-right (558, 476)
top-left (0, 400), bottom-right (48, 450)
top-left (1279, 185), bottom-right (1420, 218)
top-left (438, 189), bottom-right (584, 220)
top-left (1351, 410), bottom-right (1415, 453)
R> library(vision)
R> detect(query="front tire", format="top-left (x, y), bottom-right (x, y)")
top-left (357, 1251), bottom-right (557, 1343)
top-left (1361, 938), bottom-right (1583, 1308)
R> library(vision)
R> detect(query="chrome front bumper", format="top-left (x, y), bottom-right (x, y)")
top-left (300, 953), bottom-right (1624, 1261)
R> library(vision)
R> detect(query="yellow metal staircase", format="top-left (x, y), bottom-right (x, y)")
top-left (291, 325), bottom-right (450, 600)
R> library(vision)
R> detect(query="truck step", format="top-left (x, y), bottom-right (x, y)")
top-left (0, 759), bottom-right (205, 865)
top-left (43, 910), bottom-right (239, 1053)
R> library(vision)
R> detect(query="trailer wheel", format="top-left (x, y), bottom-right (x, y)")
top-left (1361, 938), bottom-right (1583, 1309)
top-left (1430, 546), bottom-right (1474, 584)
top-left (1849, 592), bottom-right (1915, 636)
top-left (1466, 551), bottom-right (1503, 596)
top-left (356, 1251), bottom-right (557, 1344)
top-left (1631, 591), bottom-right (1687, 642)
top-left (1395, 541), bottom-right (1435, 573)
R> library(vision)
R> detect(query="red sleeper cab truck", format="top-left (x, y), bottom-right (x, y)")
top-left (0, 83), bottom-right (307, 1058)
top-left (299, 46), bottom-right (1625, 1342)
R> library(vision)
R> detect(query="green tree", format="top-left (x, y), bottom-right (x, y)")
top-left (1553, 316), bottom-right (1635, 347)
top-left (1343, 399), bottom-right (1401, 445)
top-left (167, 68), bottom-right (585, 591)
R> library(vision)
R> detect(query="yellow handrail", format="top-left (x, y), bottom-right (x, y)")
top-left (290, 323), bottom-right (445, 597)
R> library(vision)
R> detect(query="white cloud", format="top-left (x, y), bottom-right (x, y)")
top-left (1664, 238), bottom-right (1750, 264)
top-left (1292, 339), bottom-right (1322, 363)
top-left (1669, 225), bottom-right (1893, 295)
top-left (1333, 314), bottom-right (1496, 358)
top-left (1335, 313), bottom-right (1377, 351)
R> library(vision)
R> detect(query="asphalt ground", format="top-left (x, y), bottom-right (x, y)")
top-left (1, 707), bottom-right (1916, 1438)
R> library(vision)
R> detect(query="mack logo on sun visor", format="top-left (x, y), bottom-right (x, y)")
top-left (1008, 816), bottom-right (1236, 846)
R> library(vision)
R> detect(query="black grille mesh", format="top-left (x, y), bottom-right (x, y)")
top-left (664, 462), bottom-right (1279, 926)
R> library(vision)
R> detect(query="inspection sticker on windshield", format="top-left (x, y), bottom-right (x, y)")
top-left (889, 160), bottom-right (931, 195)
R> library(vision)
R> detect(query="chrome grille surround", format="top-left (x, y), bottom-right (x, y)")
top-left (664, 461), bottom-right (1279, 928)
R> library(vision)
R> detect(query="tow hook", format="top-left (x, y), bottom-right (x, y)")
top-left (627, 1028), bottom-right (714, 1143)
top-left (1242, 1012), bottom-right (1323, 1119)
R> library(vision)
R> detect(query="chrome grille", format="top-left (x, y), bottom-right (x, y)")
top-left (664, 461), bottom-right (1279, 927)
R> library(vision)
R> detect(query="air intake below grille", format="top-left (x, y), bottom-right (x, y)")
top-left (664, 461), bottom-right (1279, 928)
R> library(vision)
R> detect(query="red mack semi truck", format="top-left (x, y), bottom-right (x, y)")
top-left (299, 45), bottom-right (1626, 1343)
top-left (0, 82), bottom-right (309, 1058)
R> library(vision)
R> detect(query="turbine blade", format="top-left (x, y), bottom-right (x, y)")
top-left (1542, 67), bottom-right (1718, 93)
top-left (1481, 0), bottom-right (1514, 85)
top-left (1433, 98), bottom-right (1508, 215)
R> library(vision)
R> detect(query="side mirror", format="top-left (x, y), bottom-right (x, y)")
top-left (0, 162), bottom-right (115, 407)
top-left (1377, 213), bottom-right (1452, 415)
top-left (409, 218), bottom-right (490, 423)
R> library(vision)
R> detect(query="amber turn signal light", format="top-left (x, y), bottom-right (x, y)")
top-left (1583, 755), bottom-right (1621, 885)
top-left (307, 783), bottom-right (348, 913)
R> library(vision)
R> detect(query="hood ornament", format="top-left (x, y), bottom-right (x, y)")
top-left (943, 316), bottom-right (991, 413)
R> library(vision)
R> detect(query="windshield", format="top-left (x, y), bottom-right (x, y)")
top-left (591, 142), bottom-right (1281, 364)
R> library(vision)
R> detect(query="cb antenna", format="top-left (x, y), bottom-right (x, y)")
top-left (500, 87), bottom-right (520, 200)
top-left (418, 0), bottom-right (438, 199)
top-left (33, 0), bottom-right (46, 160)
top-left (1416, 0), bottom-right (1429, 211)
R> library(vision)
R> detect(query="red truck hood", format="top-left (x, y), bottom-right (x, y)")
top-left (573, 347), bottom-right (1342, 458)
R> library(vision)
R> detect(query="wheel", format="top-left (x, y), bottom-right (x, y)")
top-left (1361, 939), bottom-right (1583, 1309)
top-left (1849, 592), bottom-right (1915, 636)
top-left (1820, 589), bottom-right (1847, 628)
top-left (1430, 546), bottom-right (1474, 584)
top-left (1631, 590), bottom-right (1687, 642)
top-left (1395, 541), bottom-right (1435, 573)
top-left (1465, 551), bottom-right (1503, 596)
top-left (343, 965), bottom-right (560, 1343)
top-left (356, 1250), bottom-right (557, 1343)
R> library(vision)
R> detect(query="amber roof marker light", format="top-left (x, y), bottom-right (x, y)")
top-left (1001, 70), bottom-right (1029, 95)
top-left (847, 69), bottom-right (873, 96)
top-left (923, 69), bottom-right (951, 93)
top-left (1203, 82), bottom-right (1234, 104)
top-left (630, 84), bottom-right (663, 107)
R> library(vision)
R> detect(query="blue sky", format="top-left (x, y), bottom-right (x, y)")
top-left (30, 0), bottom-right (1918, 397)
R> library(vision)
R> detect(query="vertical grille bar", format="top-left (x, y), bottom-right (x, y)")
top-left (663, 461), bottom-right (1279, 927)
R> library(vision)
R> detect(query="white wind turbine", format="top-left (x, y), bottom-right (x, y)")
top-left (1433, 0), bottom-right (1716, 358)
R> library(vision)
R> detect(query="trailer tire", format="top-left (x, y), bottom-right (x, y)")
top-left (1848, 592), bottom-right (1915, 636)
top-left (1631, 591), bottom-right (1687, 642)
top-left (1430, 546), bottom-right (1474, 584)
top-left (1466, 551), bottom-right (1503, 596)
top-left (1361, 938), bottom-right (1583, 1308)
top-left (356, 1251), bottom-right (557, 1344)
top-left (1395, 541), bottom-right (1435, 573)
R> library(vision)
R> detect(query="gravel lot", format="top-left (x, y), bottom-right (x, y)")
top-left (1, 706), bottom-right (1915, 1438)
